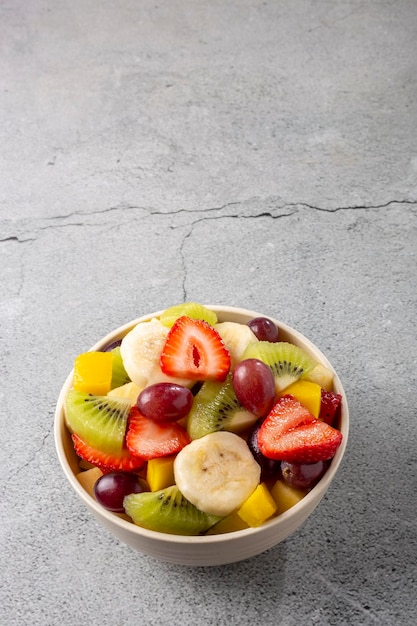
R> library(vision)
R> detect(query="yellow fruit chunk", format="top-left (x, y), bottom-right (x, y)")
top-left (237, 483), bottom-right (277, 527)
top-left (76, 467), bottom-right (103, 498)
top-left (206, 511), bottom-right (250, 534)
top-left (107, 381), bottom-right (143, 405)
top-left (305, 363), bottom-right (334, 392)
top-left (271, 479), bottom-right (306, 515)
top-left (280, 379), bottom-right (322, 418)
top-left (73, 351), bottom-right (114, 395)
top-left (147, 456), bottom-right (176, 492)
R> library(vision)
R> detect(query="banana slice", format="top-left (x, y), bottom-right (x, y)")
top-left (214, 322), bottom-right (258, 367)
top-left (120, 318), bottom-right (192, 389)
top-left (174, 431), bottom-right (261, 516)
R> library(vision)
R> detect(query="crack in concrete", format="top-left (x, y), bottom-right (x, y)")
top-left (12, 428), bottom-right (52, 480)
top-left (0, 235), bottom-right (36, 243)
top-left (41, 204), bottom-right (150, 222)
top-left (172, 210), bottom-right (297, 229)
top-left (1, 198), bottom-right (415, 243)
top-left (172, 197), bottom-right (415, 300)
top-left (179, 227), bottom-right (191, 302)
top-left (177, 208), bottom-right (297, 300)
top-left (298, 199), bottom-right (417, 212)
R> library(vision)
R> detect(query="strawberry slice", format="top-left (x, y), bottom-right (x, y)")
top-left (72, 433), bottom-right (145, 473)
top-left (160, 315), bottom-right (231, 381)
top-left (126, 406), bottom-right (191, 460)
top-left (258, 395), bottom-right (343, 463)
top-left (319, 389), bottom-right (342, 426)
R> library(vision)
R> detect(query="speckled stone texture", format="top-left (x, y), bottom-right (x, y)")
top-left (1, 1), bottom-right (416, 625)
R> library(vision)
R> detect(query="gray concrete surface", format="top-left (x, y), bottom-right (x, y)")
top-left (1, 1), bottom-right (416, 624)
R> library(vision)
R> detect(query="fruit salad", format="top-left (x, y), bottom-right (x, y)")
top-left (65, 303), bottom-right (343, 536)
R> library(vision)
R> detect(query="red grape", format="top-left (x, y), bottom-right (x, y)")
top-left (281, 460), bottom-right (326, 489)
top-left (102, 339), bottom-right (122, 352)
top-left (247, 420), bottom-right (281, 481)
top-left (232, 358), bottom-right (275, 417)
top-left (137, 382), bottom-right (194, 422)
top-left (248, 317), bottom-right (279, 342)
top-left (94, 472), bottom-right (147, 513)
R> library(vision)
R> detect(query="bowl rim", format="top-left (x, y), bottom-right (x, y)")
top-left (54, 305), bottom-right (349, 545)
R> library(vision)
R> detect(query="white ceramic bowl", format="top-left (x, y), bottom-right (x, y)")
top-left (54, 306), bottom-right (349, 566)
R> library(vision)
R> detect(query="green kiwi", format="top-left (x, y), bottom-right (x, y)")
top-left (159, 302), bottom-right (218, 328)
top-left (187, 374), bottom-right (257, 440)
top-left (110, 346), bottom-right (131, 389)
top-left (65, 389), bottom-right (131, 454)
top-left (124, 486), bottom-right (222, 535)
top-left (242, 341), bottom-right (317, 393)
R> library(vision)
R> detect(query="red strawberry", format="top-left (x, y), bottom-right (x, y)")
top-left (258, 395), bottom-right (343, 463)
top-left (160, 315), bottom-right (231, 381)
top-left (319, 389), bottom-right (342, 426)
top-left (126, 406), bottom-right (190, 460)
top-left (72, 433), bottom-right (145, 473)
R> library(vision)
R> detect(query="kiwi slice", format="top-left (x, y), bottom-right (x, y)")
top-left (159, 302), bottom-right (218, 328)
top-left (187, 374), bottom-right (257, 440)
top-left (65, 389), bottom-right (132, 454)
top-left (109, 346), bottom-right (131, 389)
top-left (124, 485), bottom-right (222, 535)
top-left (242, 341), bottom-right (317, 393)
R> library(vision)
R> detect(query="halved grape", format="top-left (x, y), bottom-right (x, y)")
top-left (94, 472), bottom-right (147, 513)
top-left (248, 317), bottom-right (279, 342)
top-left (232, 358), bottom-right (275, 417)
top-left (281, 460), bottom-right (326, 489)
top-left (137, 382), bottom-right (194, 422)
top-left (102, 339), bottom-right (122, 352)
top-left (247, 420), bottom-right (281, 481)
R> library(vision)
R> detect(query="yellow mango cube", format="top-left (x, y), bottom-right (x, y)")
top-left (237, 483), bottom-right (277, 527)
top-left (280, 379), bottom-right (322, 418)
top-left (73, 351), bottom-right (114, 395)
top-left (206, 511), bottom-right (250, 534)
top-left (271, 479), bottom-right (306, 515)
top-left (147, 456), bottom-right (176, 492)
